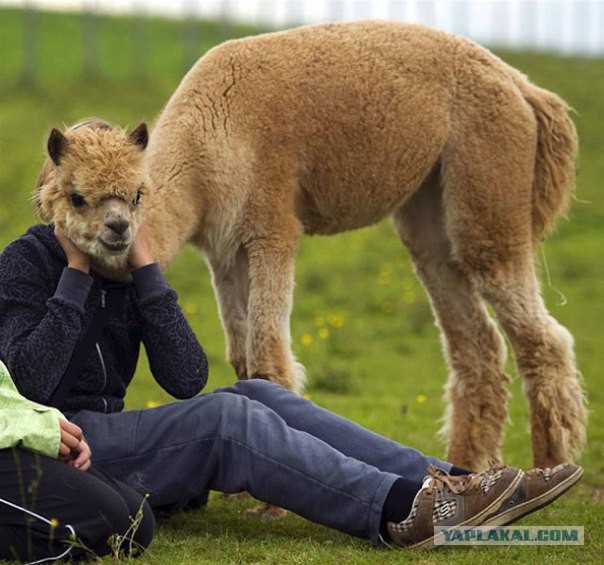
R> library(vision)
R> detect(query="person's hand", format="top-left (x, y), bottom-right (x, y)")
top-left (54, 225), bottom-right (90, 273)
top-left (128, 222), bottom-right (155, 270)
top-left (68, 440), bottom-right (92, 471)
top-left (58, 419), bottom-right (92, 471)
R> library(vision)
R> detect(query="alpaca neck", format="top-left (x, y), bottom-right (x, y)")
top-left (142, 173), bottom-right (201, 270)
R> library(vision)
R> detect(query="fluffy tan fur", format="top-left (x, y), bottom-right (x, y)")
top-left (36, 21), bottom-right (586, 469)
top-left (35, 120), bottom-right (149, 280)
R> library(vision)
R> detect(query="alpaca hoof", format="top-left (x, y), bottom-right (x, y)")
top-left (245, 502), bottom-right (288, 520)
top-left (223, 491), bottom-right (253, 501)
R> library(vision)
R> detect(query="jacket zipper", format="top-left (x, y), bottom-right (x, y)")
top-left (96, 288), bottom-right (108, 412)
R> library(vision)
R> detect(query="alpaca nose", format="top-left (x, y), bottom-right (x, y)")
top-left (105, 217), bottom-right (129, 235)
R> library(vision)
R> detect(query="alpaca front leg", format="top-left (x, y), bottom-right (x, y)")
top-left (211, 248), bottom-right (291, 522)
top-left (245, 238), bottom-right (306, 392)
top-left (208, 250), bottom-right (250, 380)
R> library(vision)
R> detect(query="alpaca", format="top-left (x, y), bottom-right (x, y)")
top-left (35, 21), bottom-right (586, 470)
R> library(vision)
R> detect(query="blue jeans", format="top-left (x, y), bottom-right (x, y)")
top-left (71, 380), bottom-right (450, 544)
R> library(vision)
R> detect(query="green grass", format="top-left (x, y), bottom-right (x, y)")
top-left (0, 8), bottom-right (603, 564)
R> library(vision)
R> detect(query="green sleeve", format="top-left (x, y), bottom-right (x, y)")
top-left (0, 361), bottom-right (63, 458)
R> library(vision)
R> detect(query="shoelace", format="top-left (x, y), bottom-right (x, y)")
top-left (526, 466), bottom-right (557, 481)
top-left (487, 459), bottom-right (507, 473)
top-left (425, 464), bottom-right (484, 495)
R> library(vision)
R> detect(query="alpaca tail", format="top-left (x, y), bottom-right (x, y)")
top-left (515, 76), bottom-right (579, 241)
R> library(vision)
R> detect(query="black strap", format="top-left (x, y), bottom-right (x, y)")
top-left (48, 289), bottom-right (112, 408)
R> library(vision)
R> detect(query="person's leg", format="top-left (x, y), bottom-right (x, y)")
top-left (72, 393), bottom-right (404, 544)
top-left (0, 448), bottom-right (154, 562)
top-left (85, 466), bottom-right (155, 552)
top-left (72, 395), bottom-right (569, 549)
top-left (219, 379), bottom-right (453, 481)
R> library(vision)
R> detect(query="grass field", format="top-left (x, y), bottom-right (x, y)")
top-left (0, 8), bottom-right (603, 564)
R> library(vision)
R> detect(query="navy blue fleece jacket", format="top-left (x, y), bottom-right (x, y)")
top-left (0, 225), bottom-right (208, 415)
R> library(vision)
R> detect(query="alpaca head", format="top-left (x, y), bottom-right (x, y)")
top-left (34, 119), bottom-right (149, 280)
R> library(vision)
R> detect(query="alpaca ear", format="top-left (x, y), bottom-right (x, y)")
top-left (129, 122), bottom-right (148, 150)
top-left (47, 128), bottom-right (68, 166)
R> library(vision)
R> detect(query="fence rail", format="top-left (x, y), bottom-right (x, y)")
top-left (2, 1), bottom-right (603, 86)
top-left (2, 0), bottom-right (603, 55)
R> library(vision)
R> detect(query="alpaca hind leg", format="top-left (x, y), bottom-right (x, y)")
top-left (481, 265), bottom-right (587, 467)
top-left (439, 105), bottom-right (586, 466)
top-left (394, 173), bottom-right (510, 470)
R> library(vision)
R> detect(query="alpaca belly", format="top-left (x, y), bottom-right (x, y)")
top-left (295, 148), bottom-right (439, 235)
top-left (293, 125), bottom-right (446, 236)
top-left (296, 181), bottom-right (413, 235)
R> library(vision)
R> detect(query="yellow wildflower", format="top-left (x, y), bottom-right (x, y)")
top-left (301, 334), bottom-right (314, 346)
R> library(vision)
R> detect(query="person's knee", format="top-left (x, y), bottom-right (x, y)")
top-left (127, 497), bottom-right (155, 555)
top-left (207, 391), bottom-right (273, 442)
top-left (205, 391), bottom-right (246, 415)
top-left (82, 491), bottom-right (154, 558)
top-left (233, 378), bottom-right (283, 400)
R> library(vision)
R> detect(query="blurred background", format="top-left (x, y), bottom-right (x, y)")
top-left (2, 0), bottom-right (604, 87)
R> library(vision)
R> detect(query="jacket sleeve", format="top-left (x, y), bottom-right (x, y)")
top-left (0, 238), bottom-right (92, 404)
top-left (133, 264), bottom-right (209, 398)
top-left (0, 361), bottom-right (62, 458)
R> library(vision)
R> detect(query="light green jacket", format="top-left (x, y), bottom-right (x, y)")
top-left (0, 360), bottom-right (62, 458)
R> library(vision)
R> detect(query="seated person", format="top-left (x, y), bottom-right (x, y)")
top-left (0, 361), bottom-right (154, 562)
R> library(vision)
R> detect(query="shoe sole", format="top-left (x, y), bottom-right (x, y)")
top-left (482, 465), bottom-right (584, 527)
top-left (409, 468), bottom-right (524, 550)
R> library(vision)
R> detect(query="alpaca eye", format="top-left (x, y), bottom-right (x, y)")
top-left (133, 190), bottom-right (142, 206)
top-left (70, 193), bottom-right (86, 208)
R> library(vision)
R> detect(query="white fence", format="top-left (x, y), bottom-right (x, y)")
top-left (2, 0), bottom-right (604, 55)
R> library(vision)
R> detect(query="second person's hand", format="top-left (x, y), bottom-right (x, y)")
top-left (58, 419), bottom-right (92, 471)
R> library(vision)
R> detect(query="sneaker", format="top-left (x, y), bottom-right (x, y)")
top-left (386, 464), bottom-right (523, 549)
top-left (483, 463), bottom-right (583, 527)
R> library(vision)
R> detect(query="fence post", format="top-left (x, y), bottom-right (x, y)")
top-left (82, 1), bottom-right (100, 79)
top-left (132, 2), bottom-right (148, 81)
top-left (20, 3), bottom-right (38, 86)
top-left (221, 0), bottom-right (234, 39)
top-left (183, 0), bottom-right (200, 72)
